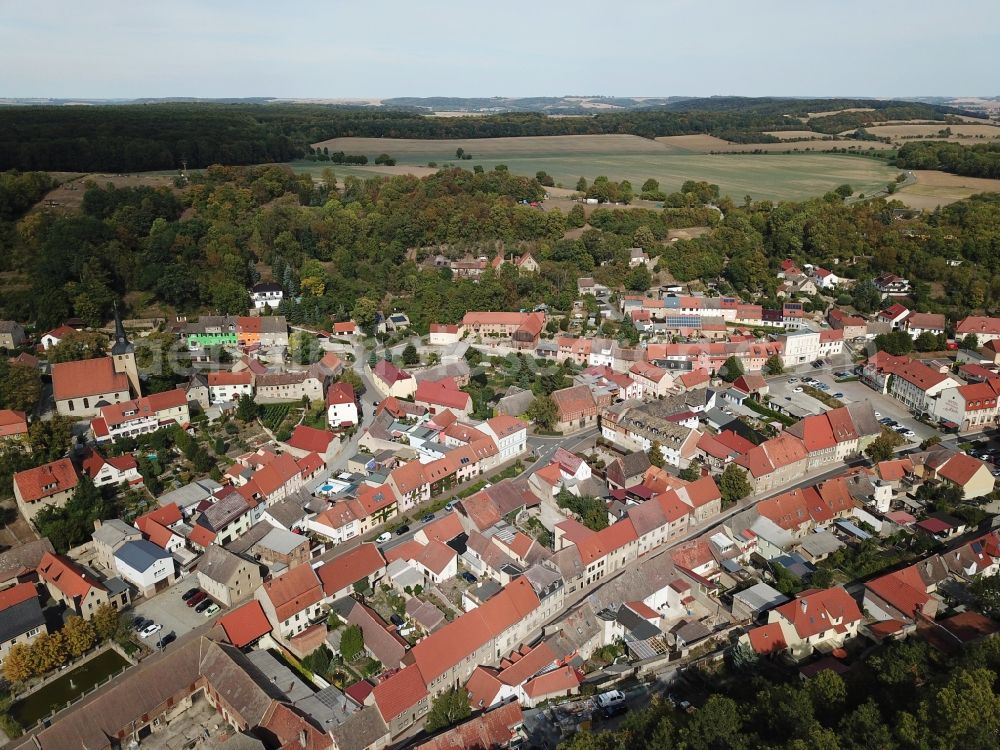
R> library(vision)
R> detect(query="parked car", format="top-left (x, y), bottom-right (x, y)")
top-left (787, 377), bottom-right (799, 384)
top-left (158, 632), bottom-right (176, 647)
top-left (793, 387), bottom-right (804, 393)
top-left (140, 623), bottom-right (162, 638)
top-left (187, 591), bottom-right (207, 607)
top-left (833, 392), bottom-right (844, 399)
top-left (181, 587), bottom-right (200, 601)
top-left (390, 614), bottom-right (405, 627)
top-left (395, 525), bottom-right (411, 536)
top-left (903, 430), bottom-right (916, 439)
top-left (376, 532), bottom-right (392, 544)
top-left (132, 616), bottom-right (147, 630)
top-left (874, 411), bottom-right (882, 418)
top-left (462, 572), bottom-right (478, 583)
top-left (195, 598), bottom-right (214, 613)
top-left (421, 514), bottom-right (434, 524)
top-left (444, 502), bottom-right (454, 512)
top-left (203, 603), bottom-right (221, 617)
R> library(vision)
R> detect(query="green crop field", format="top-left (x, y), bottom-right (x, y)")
top-left (297, 135), bottom-right (901, 202)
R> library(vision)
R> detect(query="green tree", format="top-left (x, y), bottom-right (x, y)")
top-left (680, 695), bottom-right (747, 750)
top-left (970, 574), bottom-right (1000, 618)
top-left (401, 343), bottom-right (419, 366)
top-left (865, 430), bottom-right (903, 463)
top-left (633, 225), bottom-right (656, 250)
top-left (48, 331), bottom-right (107, 363)
top-left (92, 603), bottom-right (121, 641)
top-left (526, 395), bottom-right (559, 431)
top-left (719, 464), bottom-right (752, 505)
top-left (764, 354), bottom-right (784, 376)
top-left (0, 362), bottom-right (42, 412)
top-left (961, 333), bottom-right (980, 351)
top-left (3, 643), bottom-right (34, 683)
top-left (576, 177), bottom-right (588, 192)
top-left (679, 464), bottom-right (701, 482)
top-left (62, 615), bottom-right (96, 658)
top-left (236, 394), bottom-right (258, 423)
top-left (624, 266), bottom-right (652, 292)
top-left (913, 331), bottom-right (939, 352)
top-left (340, 623), bottom-right (364, 661)
top-left (425, 687), bottom-right (472, 732)
top-left (851, 280), bottom-right (883, 314)
top-left (567, 204), bottom-right (586, 228)
top-left (648, 441), bottom-right (665, 468)
top-left (351, 297), bottom-right (379, 335)
top-left (719, 355), bottom-right (744, 382)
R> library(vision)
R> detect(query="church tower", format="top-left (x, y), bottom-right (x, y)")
top-left (111, 303), bottom-right (141, 396)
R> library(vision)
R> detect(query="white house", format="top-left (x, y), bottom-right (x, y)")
top-left (250, 282), bottom-right (283, 310)
top-left (813, 267), bottom-right (840, 289)
top-left (326, 381), bottom-right (359, 427)
top-left (208, 372), bottom-right (254, 404)
top-left (429, 324), bottom-right (464, 345)
top-left (480, 416), bottom-right (528, 462)
top-left (113, 540), bottom-right (175, 597)
top-left (81, 451), bottom-right (141, 489)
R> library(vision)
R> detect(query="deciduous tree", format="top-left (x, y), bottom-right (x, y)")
top-left (425, 687), bottom-right (472, 732)
top-left (340, 624), bottom-right (364, 661)
top-left (720, 464), bottom-right (751, 505)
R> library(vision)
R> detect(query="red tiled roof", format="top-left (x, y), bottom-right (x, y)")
top-left (326, 381), bottom-right (355, 406)
top-left (373, 359), bottom-right (412, 386)
top-left (208, 371), bottom-right (253, 386)
top-left (413, 703), bottom-right (524, 750)
top-left (937, 452), bottom-right (988, 487)
top-left (0, 409), bottom-right (28, 438)
top-left (523, 665), bottom-right (580, 699)
top-left (14, 457), bottom-right (78, 503)
top-left (550, 385), bottom-right (596, 420)
top-left (957, 316), bottom-right (1000, 336)
top-left (748, 622), bottom-right (787, 655)
top-left (286, 425), bottom-right (335, 454)
top-left (411, 578), bottom-right (540, 684)
top-left (37, 551), bottom-right (105, 599)
top-left (248, 453), bottom-right (301, 499)
top-left (316, 543), bottom-right (385, 596)
top-left (0, 582), bottom-right (38, 611)
top-left (415, 378), bottom-right (471, 411)
top-left (372, 663), bottom-right (428, 721)
top-left (261, 564), bottom-right (324, 621)
top-left (866, 566), bottom-right (930, 618)
top-left (485, 415), bottom-right (526, 439)
top-left (877, 458), bottom-right (914, 482)
top-left (52, 358), bottom-right (129, 401)
top-left (389, 461), bottom-right (428, 494)
top-left (774, 587), bottom-right (861, 639)
top-left (187, 525), bottom-right (217, 547)
top-left (217, 599), bottom-right (272, 647)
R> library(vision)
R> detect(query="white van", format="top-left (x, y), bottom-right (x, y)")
top-left (595, 690), bottom-right (626, 711)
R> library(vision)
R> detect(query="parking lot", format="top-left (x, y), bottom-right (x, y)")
top-left (765, 366), bottom-right (939, 444)
top-left (131, 573), bottom-right (223, 643)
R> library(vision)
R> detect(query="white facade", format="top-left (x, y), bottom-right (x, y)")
top-left (89, 461), bottom-right (141, 488)
top-left (327, 400), bottom-right (360, 427)
top-left (114, 551), bottom-right (174, 595)
top-left (209, 382), bottom-right (253, 404)
top-left (251, 288), bottom-right (283, 310)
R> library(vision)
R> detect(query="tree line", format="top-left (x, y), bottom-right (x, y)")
top-left (0, 99), bottom-right (975, 173)
top-left (895, 141), bottom-right (1000, 179)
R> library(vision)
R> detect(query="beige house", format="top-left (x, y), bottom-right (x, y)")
top-left (13, 457), bottom-right (79, 524)
top-left (92, 519), bottom-right (143, 573)
top-left (741, 586), bottom-right (862, 661)
top-left (254, 371), bottom-right (324, 404)
top-left (196, 546), bottom-right (263, 607)
top-left (52, 357), bottom-right (134, 418)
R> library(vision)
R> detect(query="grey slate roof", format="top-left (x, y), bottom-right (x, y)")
top-left (0, 597), bottom-right (45, 644)
top-left (158, 478), bottom-right (222, 510)
top-left (114, 539), bottom-right (171, 571)
top-left (329, 705), bottom-right (390, 750)
top-left (197, 545), bottom-right (249, 586)
top-left (732, 582), bottom-right (789, 615)
top-left (92, 519), bottom-right (140, 548)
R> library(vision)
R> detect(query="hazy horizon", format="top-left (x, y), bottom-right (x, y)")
top-left (2, 1), bottom-right (998, 100)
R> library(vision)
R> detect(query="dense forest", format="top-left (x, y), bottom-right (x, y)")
top-left (1, 162), bottom-right (999, 337)
top-left (559, 636), bottom-right (1000, 750)
top-left (0, 98), bottom-right (976, 173)
top-left (895, 141), bottom-right (1000, 179)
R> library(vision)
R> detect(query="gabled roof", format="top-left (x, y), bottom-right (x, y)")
top-left (317, 543), bottom-right (385, 596)
top-left (52, 357), bottom-right (130, 401)
top-left (37, 551), bottom-right (105, 599)
top-left (372, 359), bottom-right (413, 386)
top-left (747, 622), bottom-right (787, 655)
top-left (411, 578), bottom-right (540, 684)
top-left (286, 425), bottom-right (335, 454)
top-left (14, 457), bottom-right (78, 503)
top-left (0, 409), bottom-right (28, 437)
top-left (217, 599), bottom-right (272, 648)
top-left (866, 565), bottom-right (930, 619)
top-left (774, 587), bottom-right (862, 639)
top-left (413, 702), bottom-right (524, 750)
top-left (261, 564), bottom-right (324, 621)
top-left (326, 381), bottom-right (356, 406)
top-left (414, 377), bottom-right (471, 410)
top-left (371, 663), bottom-right (428, 722)
top-left (937, 451), bottom-right (989, 486)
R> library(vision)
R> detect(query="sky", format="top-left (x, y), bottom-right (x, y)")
top-left (1, 1), bottom-right (998, 99)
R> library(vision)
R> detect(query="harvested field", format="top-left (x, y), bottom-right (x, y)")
top-left (805, 107), bottom-right (875, 119)
top-left (764, 130), bottom-right (834, 140)
top-left (894, 170), bottom-right (1000, 210)
top-left (655, 135), bottom-right (893, 153)
top-left (311, 134), bottom-right (666, 159)
top-left (854, 123), bottom-right (1000, 139)
top-left (287, 162), bottom-right (438, 180)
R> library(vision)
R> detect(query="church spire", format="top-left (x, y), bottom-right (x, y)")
top-left (111, 301), bottom-right (133, 355)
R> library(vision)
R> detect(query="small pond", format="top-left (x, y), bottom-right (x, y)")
top-left (11, 649), bottom-right (130, 728)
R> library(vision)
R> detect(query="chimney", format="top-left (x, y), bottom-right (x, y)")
top-left (800, 599), bottom-right (807, 613)
top-left (299, 730), bottom-right (307, 747)
top-left (94, 519), bottom-right (103, 530)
